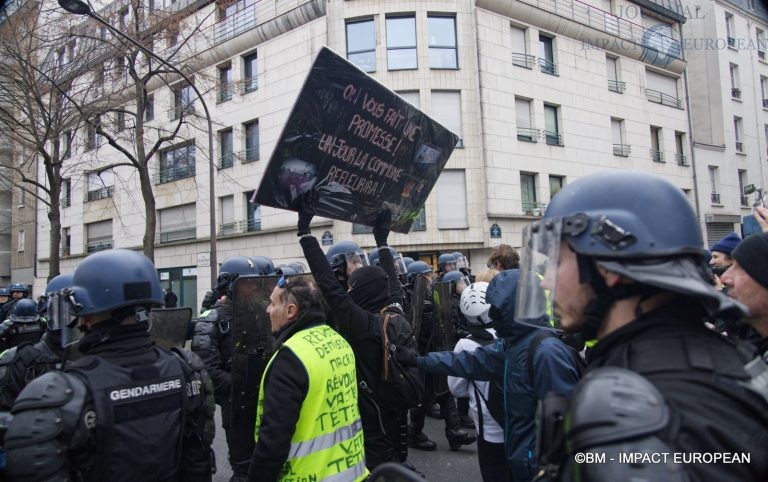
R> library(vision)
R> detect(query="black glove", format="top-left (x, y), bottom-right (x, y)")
top-left (373, 209), bottom-right (392, 248)
top-left (297, 190), bottom-right (318, 236)
top-left (394, 345), bottom-right (418, 367)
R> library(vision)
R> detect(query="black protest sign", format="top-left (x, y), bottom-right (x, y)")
top-left (255, 46), bottom-right (458, 233)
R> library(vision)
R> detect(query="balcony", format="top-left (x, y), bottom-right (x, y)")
top-left (218, 83), bottom-right (233, 103)
top-left (608, 79), bottom-right (626, 93)
top-left (676, 153), bottom-right (689, 166)
top-left (741, 195), bottom-right (749, 207)
top-left (241, 77), bottom-right (258, 94)
top-left (732, 88), bottom-right (742, 99)
top-left (86, 240), bottom-right (113, 253)
top-left (220, 219), bottom-right (261, 235)
top-left (544, 131), bottom-right (563, 146)
top-left (736, 141), bottom-right (744, 152)
top-left (154, 165), bottom-right (195, 184)
top-left (217, 153), bottom-right (234, 169)
top-left (85, 186), bottom-right (114, 202)
top-left (645, 89), bottom-right (682, 109)
top-left (539, 58), bottom-right (558, 76)
top-left (613, 144), bottom-right (631, 157)
top-left (168, 103), bottom-right (195, 121)
top-left (157, 228), bottom-right (196, 244)
top-left (237, 148), bottom-right (259, 164)
top-left (711, 192), bottom-right (721, 204)
top-left (728, 37), bottom-right (737, 49)
top-left (522, 202), bottom-right (547, 216)
top-left (211, 0), bottom-right (324, 46)
top-left (650, 149), bottom-right (664, 163)
top-left (517, 127), bottom-right (540, 142)
top-left (511, 52), bottom-right (535, 69)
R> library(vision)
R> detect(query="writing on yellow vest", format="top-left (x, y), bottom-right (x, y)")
top-left (255, 324), bottom-right (368, 481)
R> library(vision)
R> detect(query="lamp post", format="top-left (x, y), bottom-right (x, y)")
top-left (58, 0), bottom-right (218, 289)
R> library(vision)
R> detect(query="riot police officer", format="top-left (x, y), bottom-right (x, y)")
top-left (436, 253), bottom-right (458, 281)
top-left (0, 273), bottom-right (73, 410)
top-left (0, 283), bottom-right (29, 323)
top-left (4, 249), bottom-right (215, 481)
top-left (0, 287), bottom-right (9, 310)
top-left (326, 240), bottom-right (369, 289)
top-left (191, 255), bottom-right (273, 479)
top-left (0, 299), bottom-right (45, 351)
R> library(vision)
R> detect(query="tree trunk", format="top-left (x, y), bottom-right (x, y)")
top-left (46, 163), bottom-right (61, 282)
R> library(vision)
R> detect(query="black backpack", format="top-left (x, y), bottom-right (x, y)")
top-left (372, 311), bottom-right (424, 411)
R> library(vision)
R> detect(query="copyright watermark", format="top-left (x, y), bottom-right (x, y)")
top-left (574, 452), bottom-right (751, 464)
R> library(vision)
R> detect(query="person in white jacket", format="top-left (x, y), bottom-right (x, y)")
top-left (448, 282), bottom-right (512, 482)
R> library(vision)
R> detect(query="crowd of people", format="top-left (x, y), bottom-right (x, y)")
top-left (0, 171), bottom-right (766, 481)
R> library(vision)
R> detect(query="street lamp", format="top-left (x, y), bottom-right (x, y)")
top-left (58, 0), bottom-right (218, 289)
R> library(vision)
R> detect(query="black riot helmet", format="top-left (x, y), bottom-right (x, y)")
top-left (216, 256), bottom-right (257, 297)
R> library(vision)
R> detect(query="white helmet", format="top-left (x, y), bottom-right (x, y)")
top-left (460, 282), bottom-right (492, 326)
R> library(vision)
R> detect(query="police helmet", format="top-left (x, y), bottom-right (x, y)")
top-left (406, 261), bottom-right (433, 285)
top-left (67, 249), bottom-right (164, 316)
top-left (45, 273), bottom-right (75, 295)
top-left (440, 270), bottom-right (471, 294)
top-left (43, 273), bottom-right (75, 332)
top-left (11, 298), bottom-right (40, 323)
top-left (326, 241), bottom-right (368, 277)
top-left (460, 282), bottom-right (492, 326)
top-left (368, 247), bottom-right (407, 276)
top-left (437, 253), bottom-right (457, 273)
top-left (217, 256), bottom-right (257, 294)
top-left (452, 252), bottom-right (469, 270)
top-left (402, 257), bottom-right (415, 268)
top-left (0, 287), bottom-right (9, 297)
top-left (9, 283), bottom-right (29, 294)
top-left (251, 256), bottom-right (276, 276)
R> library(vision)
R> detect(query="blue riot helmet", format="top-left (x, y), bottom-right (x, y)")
top-left (10, 298), bottom-right (39, 323)
top-left (406, 261), bottom-right (433, 285)
top-left (437, 253), bottom-right (457, 274)
top-left (276, 264), bottom-right (301, 276)
top-left (9, 282), bottom-right (29, 299)
top-left (326, 241), bottom-right (369, 279)
top-left (452, 252), bottom-right (469, 270)
top-left (250, 256), bottom-right (276, 276)
top-left (368, 247), bottom-right (407, 277)
top-left (515, 170), bottom-right (745, 337)
top-left (402, 257), bottom-right (414, 268)
top-left (43, 273), bottom-right (75, 333)
top-left (439, 270), bottom-right (471, 296)
top-left (216, 256), bottom-right (257, 296)
top-left (0, 286), bottom-right (9, 301)
top-left (9, 298), bottom-right (43, 345)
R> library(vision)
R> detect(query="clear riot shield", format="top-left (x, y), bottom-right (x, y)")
top-left (431, 281), bottom-right (456, 396)
top-left (409, 274), bottom-right (429, 338)
top-left (149, 307), bottom-right (193, 350)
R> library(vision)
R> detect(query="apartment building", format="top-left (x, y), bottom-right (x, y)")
top-left (36, 0), bottom-right (693, 308)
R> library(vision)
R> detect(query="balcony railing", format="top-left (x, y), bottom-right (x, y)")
top-left (237, 148), bottom-right (259, 163)
top-left (220, 219), bottom-right (262, 236)
top-left (218, 83), bottom-right (233, 103)
top-left (517, 127), bottom-right (540, 142)
top-left (676, 153), bottom-right (689, 166)
top-left (157, 228), bottom-right (196, 244)
top-left (763, 98), bottom-right (768, 109)
top-left (85, 186), bottom-right (114, 202)
top-left (154, 165), bottom-right (195, 184)
top-left (217, 153), bottom-right (234, 169)
top-left (539, 58), bottom-right (558, 76)
top-left (212, 0), bottom-right (320, 45)
top-left (241, 77), bottom-right (258, 94)
top-left (741, 195), bottom-right (749, 207)
top-left (608, 79), bottom-right (626, 93)
top-left (645, 89), bottom-right (682, 109)
top-left (544, 131), bottom-right (563, 146)
top-left (613, 144), bottom-right (631, 156)
top-left (522, 202), bottom-right (547, 216)
top-left (711, 192), bottom-right (721, 204)
top-left (732, 88), bottom-right (742, 99)
top-left (511, 52), bottom-right (535, 69)
top-left (736, 141), bottom-right (744, 152)
top-left (728, 36), bottom-right (736, 49)
top-left (86, 240), bottom-right (113, 253)
top-left (651, 149), bottom-right (664, 163)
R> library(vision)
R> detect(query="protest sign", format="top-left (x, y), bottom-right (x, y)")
top-left (255, 46), bottom-right (459, 233)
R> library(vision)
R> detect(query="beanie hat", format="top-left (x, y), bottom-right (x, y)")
top-left (711, 232), bottom-right (741, 255)
top-left (732, 233), bottom-right (768, 290)
top-left (348, 265), bottom-right (389, 312)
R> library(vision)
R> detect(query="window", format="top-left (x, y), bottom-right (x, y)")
top-left (243, 52), bottom-right (258, 93)
top-left (761, 76), bottom-right (768, 108)
top-left (428, 15), bottom-right (457, 69)
top-left (17, 230), bottom-right (24, 252)
top-left (757, 28), bottom-right (766, 60)
top-left (218, 64), bottom-right (233, 102)
top-left (411, 208), bottom-right (426, 231)
top-left (243, 120), bottom-right (259, 162)
top-left (167, 27), bottom-right (179, 49)
top-left (435, 170), bottom-right (467, 228)
top-left (158, 203), bottom-right (196, 243)
top-left (346, 18), bottom-right (376, 72)
top-left (520, 173), bottom-right (539, 212)
top-left (245, 191), bottom-right (261, 231)
top-left (144, 94), bottom-right (154, 121)
top-left (86, 170), bottom-right (114, 202)
top-left (119, 7), bottom-right (129, 29)
top-left (538, 35), bottom-right (557, 75)
top-left (748, 0), bottom-right (756, 9)
top-left (219, 195), bottom-right (235, 234)
top-left (172, 83), bottom-right (194, 119)
top-left (709, 166), bottom-right (720, 204)
top-left (734, 117), bottom-right (744, 152)
top-left (511, 25), bottom-right (533, 68)
top-left (86, 115), bottom-right (101, 150)
top-left (606, 55), bottom-right (624, 93)
top-left (397, 90), bottom-right (420, 108)
top-left (158, 142), bottom-right (195, 183)
top-left (612, 118), bottom-right (629, 156)
top-left (95, 63), bottom-right (105, 86)
top-left (86, 220), bottom-right (113, 252)
top-left (61, 178), bottom-right (71, 207)
top-left (62, 130), bottom-right (72, 159)
top-left (62, 227), bottom-right (71, 256)
top-left (17, 186), bottom-right (24, 206)
top-left (219, 128), bottom-right (233, 169)
top-left (386, 15), bottom-right (417, 70)
top-left (116, 111), bottom-right (126, 131)
top-left (645, 70), bottom-right (680, 108)
top-left (675, 131), bottom-right (687, 165)
top-left (515, 97), bottom-right (536, 142)
top-left (431, 91), bottom-right (463, 147)
top-left (650, 126), bottom-right (663, 162)
top-left (544, 104), bottom-right (562, 146)
top-left (730, 63), bottom-right (741, 99)
top-left (726, 13), bottom-right (736, 48)
top-left (765, 124), bottom-right (768, 156)
top-left (739, 170), bottom-right (749, 206)
top-left (549, 175), bottom-right (564, 199)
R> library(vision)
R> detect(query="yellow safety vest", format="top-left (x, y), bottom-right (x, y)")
top-left (255, 324), bottom-right (368, 482)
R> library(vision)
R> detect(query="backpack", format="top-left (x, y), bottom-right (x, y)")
top-left (372, 311), bottom-right (424, 411)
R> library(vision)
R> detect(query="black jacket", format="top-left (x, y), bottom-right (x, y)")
top-left (191, 300), bottom-right (233, 406)
top-left (585, 300), bottom-right (768, 481)
top-left (0, 334), bottom-right (63, 410)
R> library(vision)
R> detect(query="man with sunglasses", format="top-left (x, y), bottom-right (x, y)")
top-left (248, 275), bottom-right (367, 481)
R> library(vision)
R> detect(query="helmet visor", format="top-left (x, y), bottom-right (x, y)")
top-left (345, 250), bottom-right (370, 276)
top-left (516, 220), bottom-right (562, 329)
top-left (391, 255), bottom-right (407, 276)
top-left (454, 255), bottom-right (469, 270)
top-left (48, 289), bottom-right (84, 347)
